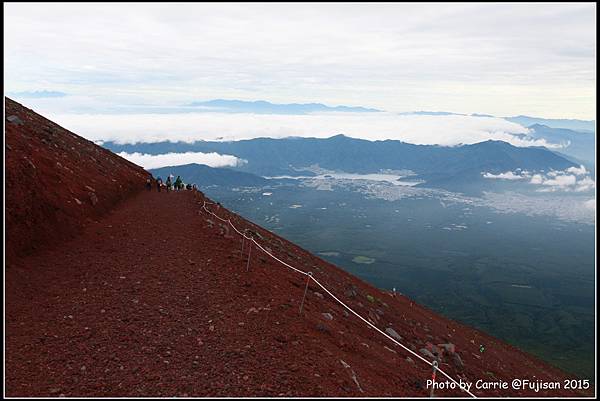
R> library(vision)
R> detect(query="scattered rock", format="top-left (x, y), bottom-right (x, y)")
top-left (385, 327), bottom-right (403, 342)
top-left (88, 191), bottom-right (98, 206)
top-left (340, 360), bottom-right (364, 393)
top-left (438, 343), bottom-right (456, 354)
top-left (344, 285), bottom-right (358, 298)
top-left (7, 115), bottom-right (23, 125)
top-left (426, 342), bottom-right (440, 356)
top-left (73, 198), bottom-right (82, 205)
top-left (451, 353), bottom-right (465, 371)
top-left (419, 348), bottom-right (436, 360)
top-left (313, 292), bottom-right (324, 299)
top-left (406, 357), bottom-right (414, 364)
top-left (26, 157), bottom-right (37, 169)
top-left (384, 346), bottom-right (397, 354)
top-left (322, 312), bottom-right (333, 321)
top-left (315, 323), bottom-right (329, 333)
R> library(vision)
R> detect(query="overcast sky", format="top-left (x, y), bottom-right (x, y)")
top-left (4, 3), bottom-right (596, 119)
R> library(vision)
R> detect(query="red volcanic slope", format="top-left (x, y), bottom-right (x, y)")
top-left (4, 100), bottom-right (592, 397)
top-left (5, 97), bottom-right (149, 258)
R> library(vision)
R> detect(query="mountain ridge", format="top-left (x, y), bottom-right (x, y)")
top-left (187, 99), bottom-right (382, 114)
top-left (105, 135), bottom-right (577, 190)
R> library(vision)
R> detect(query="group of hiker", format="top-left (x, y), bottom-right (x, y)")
top-left (145, 174), bottom-right (196, 193)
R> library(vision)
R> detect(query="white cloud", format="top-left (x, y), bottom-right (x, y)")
top-left (483, 171), bottom-right (527, 180)
top-left (530, 174), bottom-right (544, 185)
top-left (583, 199), bottom-right (596, 211)
top-left (484, 167), bottom-right (596, 193)
top-left (574, 177), bottom-right (596, 193)
top-left (117, 151), bottom-right (244, 169)
top-left (45, 111), bottom-right (560, 148)
top-left (566, 165), bottom-right (588, 176)
top-left (542, 174), bottom-right (577, 188)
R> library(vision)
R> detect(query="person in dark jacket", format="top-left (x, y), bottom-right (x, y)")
top-left (174, 175), bottom-right (183, 191)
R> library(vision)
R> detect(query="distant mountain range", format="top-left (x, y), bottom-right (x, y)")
top-left (106, 135), bottom-right (577, 192)
top-left (524, 124), bottom-right (596, 166)
top-left (186, 99), bottom-right (382, 114)
top-left (396, 111), bottom-right (596, 132)
top-left (398, 111), bottom-right (495, 117)
top-left (506, 115), bottom-right (595, 132)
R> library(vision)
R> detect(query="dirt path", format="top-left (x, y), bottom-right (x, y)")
top-left (7, 190), bottom-right (262, 396)
top-left (6, 190), bottom-right (375, 397)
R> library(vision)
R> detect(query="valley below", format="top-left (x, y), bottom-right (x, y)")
top-left (200, 175), bottom-right (595, 379)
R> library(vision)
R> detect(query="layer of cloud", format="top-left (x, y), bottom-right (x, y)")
top-left (566, 165), bottom-right (589, 176)
top-left (583, 199), bottom-right (596, 212)
top-left (4, 3), bottom-right (595, 119)
top-left (482, 171), bottom-right (526, 180)
top-left (117, 151), bottom-right (245, 169)
top-left (482, 191), bottom-right (596, 225)
top-left (9, 90), bottom-right (67, 98)
top-left (482, 165), bottom-right (596, 192)
top-left (45, 111), bottom-right (564, 148)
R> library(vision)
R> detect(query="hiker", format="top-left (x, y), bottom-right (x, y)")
top-left (145, 178), bottom-right (152, 191)
top-left (175, 175), bottom-right (183, 191)
top-left (166, 176), bottom-right (172, 192)
top-left (156, 176), bottom-right (163, 192)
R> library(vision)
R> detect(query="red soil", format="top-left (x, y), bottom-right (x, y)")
top-left (5, 97), bottom-right (149, 258)
top-left (4, 99), bottom-right (593, 397)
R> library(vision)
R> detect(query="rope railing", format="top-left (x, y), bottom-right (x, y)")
top-left (200, 197), bottom-right (476, 398)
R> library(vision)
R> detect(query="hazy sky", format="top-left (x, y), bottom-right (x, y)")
top-left (4, 3), bottom-right (596, 119)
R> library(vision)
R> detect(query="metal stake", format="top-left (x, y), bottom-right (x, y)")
top-left (245, 242), bottom-right (252, 272)
top-left (430, 360), bottom-right (438, 398)
top-left (299, 272), bottom-right (313, 315)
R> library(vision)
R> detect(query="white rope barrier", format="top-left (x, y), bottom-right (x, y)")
top-left (200, 198), bottom-right (476, 398)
